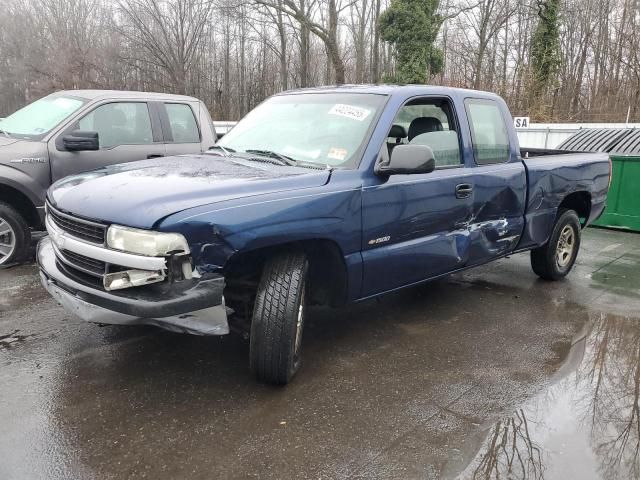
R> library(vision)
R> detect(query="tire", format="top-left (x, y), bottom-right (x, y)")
top-left (0, 202), bottom-right (31, 267)
top-left (531, 208), bottom-right (581, 281)
top-left (250, 251), bottom-right (309, 385)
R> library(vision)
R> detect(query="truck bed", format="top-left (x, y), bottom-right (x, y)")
top-left (517, 150), bottom-right (611, 249)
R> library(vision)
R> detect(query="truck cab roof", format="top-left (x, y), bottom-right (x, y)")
top-left (51, 89), bottom-right (200, 103)
top-left (276, 84), bottom-right (504, 101)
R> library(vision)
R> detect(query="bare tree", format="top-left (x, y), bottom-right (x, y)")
top-left (1, 0), bottom-right (639, 123)
top-left (255, 0), bottom-right (353, 84)
top-left (116, 0), bottom-right (214, 95)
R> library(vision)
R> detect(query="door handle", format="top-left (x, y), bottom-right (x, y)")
top-left (455, 183), bottom-right (473, 199)
top-left (147, 154), bottom-right (164, 159)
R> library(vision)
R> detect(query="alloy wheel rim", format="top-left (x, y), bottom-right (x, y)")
top-left (0, 217), bottom-right (16, 265)
top-left (556, 225), bottom-right (575, 268)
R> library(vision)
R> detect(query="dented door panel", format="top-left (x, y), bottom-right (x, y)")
top-left (466, 162), bottom-right (527, 266)
top-left (360, 167), bottom-right (475, 297)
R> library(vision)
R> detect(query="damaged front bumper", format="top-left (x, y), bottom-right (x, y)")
top-left (37, 237), bottom-right (229, 335)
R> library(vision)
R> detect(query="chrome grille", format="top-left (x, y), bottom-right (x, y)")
top-left (55, 259), bottom-right (104, 289)
top-left (47, 204), bottom-right (106, 244)
top-left (59, 249), bottom-right (106, 277)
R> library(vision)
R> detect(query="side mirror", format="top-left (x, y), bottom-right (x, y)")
top-left (62, 131), bottom-right (99, 152)
top-left (376, 144), bottom-right (436, 176)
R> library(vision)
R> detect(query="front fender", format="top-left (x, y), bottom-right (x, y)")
top-left (0, 164), bottom-right (47, 208)
top-left (157, 174), bottom-right (363, 273)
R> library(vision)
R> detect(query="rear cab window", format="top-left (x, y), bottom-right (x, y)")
top-left (465, 99), bottom-right (510, 165)
top-left (164, 103), bottom-right (200, 143)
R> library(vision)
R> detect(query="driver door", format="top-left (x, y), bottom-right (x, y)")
top-left (360, 96), bottom-right (475, 297)
top-left (48, 101), bottom-right (166, 182)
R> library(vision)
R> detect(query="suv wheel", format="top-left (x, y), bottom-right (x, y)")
top-left (0, 202), bottom-right (31, 267)
top-left (531, 208), bottom-right (581, 281)
top-left (250, 251), bottom-right (308, 385)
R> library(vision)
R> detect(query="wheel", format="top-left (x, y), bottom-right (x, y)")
top-left (0, 202), bottom-right (31, 267)
top-left (531, 209), bottom-right (581, 281)
top-left (250, 251), bottom-right (308, 385)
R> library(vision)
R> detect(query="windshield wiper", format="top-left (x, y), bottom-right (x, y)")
top-left (208, 145), bottom-right (236, 157)
top-left (0, 129), bottom-right (11, 139)
top-left (244, 149), bottom-right (298, 167)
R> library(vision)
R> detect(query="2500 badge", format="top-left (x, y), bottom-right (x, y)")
top-left (368, 236), bottom-right (391, 245)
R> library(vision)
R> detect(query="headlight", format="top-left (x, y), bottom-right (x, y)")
top-left (106, 225), bottom-right (190, 257)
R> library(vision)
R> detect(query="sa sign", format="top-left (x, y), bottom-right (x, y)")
top-left (514, 117), bottom-right (530, 128)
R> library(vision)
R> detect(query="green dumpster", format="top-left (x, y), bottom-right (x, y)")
top-left (558, 128), bottom-right (640, 232)
top-left (593, 155), bottom-right (640, 232)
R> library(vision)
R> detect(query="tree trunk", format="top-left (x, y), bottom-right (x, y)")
top-left (371, 0), bottom-right (381, 82)
top-left (277, 0), bottom-right (288, 91)
top-left (327, 0), bottom-right (345, 84)
top-left (298, 0), bottom-right (309, 87)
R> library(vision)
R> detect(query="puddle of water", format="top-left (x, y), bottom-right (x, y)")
top-left (458, 312), bottom-right (640, 480)
top-left (589, 254), bottom-right (640, 300)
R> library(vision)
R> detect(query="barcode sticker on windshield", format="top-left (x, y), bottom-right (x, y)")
top-left (328, 104), bottom-right (371, 121)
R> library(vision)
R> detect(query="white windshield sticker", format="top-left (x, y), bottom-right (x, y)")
top-left (328, 104), bottom-right (371, 122)
top-left (328, 148), bottom-right (348, 161)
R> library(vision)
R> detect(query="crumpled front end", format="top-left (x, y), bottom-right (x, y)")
top-left (37, 204), bottom-right (229, 336)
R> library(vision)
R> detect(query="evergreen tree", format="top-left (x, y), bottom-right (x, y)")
top-left (530, 0), bottom-right (561, 101)
top-left (378, 0), bottom-right (444, 84)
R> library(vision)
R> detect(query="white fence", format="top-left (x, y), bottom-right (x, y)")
top-left (516, 123), bottom-right (640, 149)
top-left (212, 121), bottom-right (237, 137)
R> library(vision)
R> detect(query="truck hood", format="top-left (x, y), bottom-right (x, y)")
top-left (0, 136), bottom-right (21, 147)
top-left (48, 154), bottom-right (331, 228)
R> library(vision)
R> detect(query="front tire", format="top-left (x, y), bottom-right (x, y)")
top-left (0, 202), bottom-right (31, 267)
top-left (531, 208), bottom-right (581, 281)
top-left (250, 252), bottom-right (308, 385)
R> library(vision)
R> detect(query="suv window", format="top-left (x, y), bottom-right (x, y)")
top-left (387, 98), bottom-right (462, 168)
top-left (78, 102), bottom-right (153, 149)
top-left (165, 103), bottom-right (200, 143)
top-left (465, 99), bottom-right (510, 165)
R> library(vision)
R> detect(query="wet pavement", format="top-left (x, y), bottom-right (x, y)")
top-left (1, 227), bottom-right (639, 479)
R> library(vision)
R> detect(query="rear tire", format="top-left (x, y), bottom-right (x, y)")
top-left (250, 251), bottom-right (308, 385)
top-left (531, 208), bottom-right (581, 281)
top-left (0, 202), bottom-right (31, 267)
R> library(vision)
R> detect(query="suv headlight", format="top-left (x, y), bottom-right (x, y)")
top-left (107, 225), bottom-right (190, 257)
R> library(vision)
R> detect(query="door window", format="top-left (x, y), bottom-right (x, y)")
top-left (465, 99), bottom-right (510, 164)
top-left (387, 98), bottom-right (462, 168)
top-left (78, 102), bottom-right (153, 149)
top-left (165, 103), bottom-right (200, 143)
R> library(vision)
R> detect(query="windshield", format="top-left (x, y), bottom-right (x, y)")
top-left (217, 93), bottom-right (387, 168)
top-left (0, 95), bottom-right (87, 140)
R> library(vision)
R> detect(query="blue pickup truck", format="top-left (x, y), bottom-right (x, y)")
top-left (37, 86), bottom-right (611, 384)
